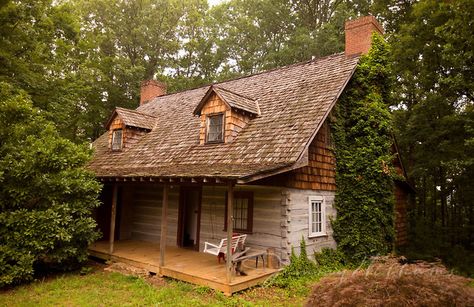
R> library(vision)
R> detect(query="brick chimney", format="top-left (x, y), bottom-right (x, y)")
top-left (140, 80), bottom-right (167, 105)
top-left (345, 16), bottom-right (384, 56)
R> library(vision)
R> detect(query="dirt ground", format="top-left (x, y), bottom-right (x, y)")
top-left (103, 261), bottom-right (167, 287)
top-left (305, 256), bottom-right (474, 307)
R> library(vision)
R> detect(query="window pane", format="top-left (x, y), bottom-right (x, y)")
top-left (230, 193), bottom-right (251, 232)
top-left (112, 129), bottom-right (122, 150)
top-left (207, 114), bottom-right (223, 142)
top-left (311, 200), bottom-right (323, 234)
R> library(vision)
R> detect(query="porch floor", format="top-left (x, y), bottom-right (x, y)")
top-left (88, 240), bottom-right (279, 295)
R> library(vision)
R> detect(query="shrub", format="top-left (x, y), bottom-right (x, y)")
top-left (313, 248), bottom-right (347, 272)
top-left (266, 238), bottom-right (350, 295)
top-left (0, 83), bottom-right (101, 287)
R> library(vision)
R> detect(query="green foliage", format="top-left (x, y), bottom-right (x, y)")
top-left (265, 237), bottom-right (347, 295)
top-left (391, 0), bottom-right (474, 269)
top-left (313, 248), bottom-right (347, 272)
top-left (0, 83), bottom-right (101, 287)
top-left (331, 34), bottom-right (396, 263)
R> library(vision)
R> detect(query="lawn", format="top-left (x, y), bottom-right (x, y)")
top-left (2, 256), bottom-right (473, 307)
top-left (0, 263), bottom-right (306, 307)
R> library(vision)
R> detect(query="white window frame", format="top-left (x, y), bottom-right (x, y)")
top-left (308, 196), bottom-right (326, 237)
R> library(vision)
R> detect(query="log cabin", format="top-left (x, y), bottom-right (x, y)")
top-left (87, 16), bottom-right (413, 295)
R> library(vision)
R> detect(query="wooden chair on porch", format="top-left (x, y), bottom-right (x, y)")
top-left (203, 234), bottom-right (247, 263)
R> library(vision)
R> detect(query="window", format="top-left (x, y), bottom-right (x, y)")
top-left (309, 196), bottom-right (326, 237)
top-left (111, 129), bottom-right (123, 151)
top-left (206, 114), bottom-right (224, 143)
top-left (224, 191), bottom-right (253, 233)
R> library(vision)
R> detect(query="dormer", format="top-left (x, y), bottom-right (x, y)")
top-left (193, 85), bottom-right (259, 144)
top-left (105, 107), bottom-right (156, 151)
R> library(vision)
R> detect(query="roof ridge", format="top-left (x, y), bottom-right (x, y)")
top-left (146, 52), bottom-right (356, 105)
top-left (213, 85), bottom-right (256, 101)
top-left (215, 52), bottom-right (351, 87)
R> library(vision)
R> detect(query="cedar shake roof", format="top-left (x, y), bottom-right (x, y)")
top-left (89, 53), bottom-right (359, 182)
top-left (194, 85), bottom-right (259, 115)
top-left (105, 107), bottom-right (156, 130)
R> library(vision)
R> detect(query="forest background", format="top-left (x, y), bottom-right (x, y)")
top-left (1, 0), bottom-right (473, 275)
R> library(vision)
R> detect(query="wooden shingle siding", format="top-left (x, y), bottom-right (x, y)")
top-left (287, 120), bottom-right (336, 191)
top-left (108, 117), bottom-right (125, 149)
top-left (225, 110), bottom-right (251, 142)
top-left (108, 117), bottom-right (149, 150)
top-left (199, 93), bottom-right (251, 144)
top-left (285, 188), bottom-right (337, 260)
top-left (199, 93), bottom-right (227, 144)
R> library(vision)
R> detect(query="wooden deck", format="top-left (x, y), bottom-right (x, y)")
top-left (89, 240), bottom-right (279, 295)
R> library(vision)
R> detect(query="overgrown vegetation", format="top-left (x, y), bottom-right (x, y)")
top-left (331, 34), bottom-right (397, 263)
top-left (0, 83), bottom-right (101, 287)
top-left (266, 239), bottom-right (347, 295)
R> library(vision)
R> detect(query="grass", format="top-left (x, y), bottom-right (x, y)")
top-left (0, 264), bottom-right (307, 307)
top-left (5, 255), bottom-right (472, 306)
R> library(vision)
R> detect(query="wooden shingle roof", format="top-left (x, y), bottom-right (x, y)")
top-left (105, 107), bottom-right (156, 130)
top-left (89, 53), bottom-right (359, 182)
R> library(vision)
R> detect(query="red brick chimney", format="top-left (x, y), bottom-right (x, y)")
top-left (345, 16), bottom-right (384, 56)
top-left (140, 80), bottom-right (167, 105)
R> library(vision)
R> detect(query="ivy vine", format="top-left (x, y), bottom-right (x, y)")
top-left (331, 34), bottom-right (396, 263)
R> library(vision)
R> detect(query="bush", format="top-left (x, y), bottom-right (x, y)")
top-left (313, 248), bottom-right (347, 272)
top-left (0, 83), bottom-right (101, 287)
top-left (266, 239), bottom-right (348, 294)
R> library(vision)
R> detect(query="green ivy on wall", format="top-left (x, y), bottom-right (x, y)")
top-left (331, 34), bottom-right (396, 263)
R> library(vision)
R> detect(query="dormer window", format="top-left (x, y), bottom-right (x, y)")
top-left (194, 85), bottom-right (259, 145)
top-left (105, 107), bottom-right (156, 151)
top-left (207, 114), bottom-right (224, 143)
top-left (111, 129), bottom-right (123, 151)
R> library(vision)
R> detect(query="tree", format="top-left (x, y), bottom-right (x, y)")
top-left (391, 0), bottom-right (474, 263)
top-left (0, 0), bottom-right (98, 142)
top-left (0, 82), bottom-right (101, 286)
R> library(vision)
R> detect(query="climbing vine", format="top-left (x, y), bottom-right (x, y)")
top-left (331, 34), bottom-right (396, 263)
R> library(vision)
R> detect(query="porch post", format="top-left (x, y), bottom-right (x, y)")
top-left (109, 184), bottom-right (118, 254)
top-left (226, 181), bottom-right (234, 283)
top-left (160, 184), bottom-right (169, 268)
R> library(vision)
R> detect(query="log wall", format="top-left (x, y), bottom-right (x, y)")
top-left (119, 184), bottom-right (180, 246)
top-left (199, 185), bottom-right (285, 259)
top-left (283, 188), bottom-right (337, 261)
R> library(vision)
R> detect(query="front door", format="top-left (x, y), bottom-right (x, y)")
top-left (177, 186), bottom-right (202, 250)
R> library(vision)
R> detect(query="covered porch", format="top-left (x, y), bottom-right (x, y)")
top-left (89, 240), bottom-right (278, 295)
top-left (90, 179), bottom-right (283, 295)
